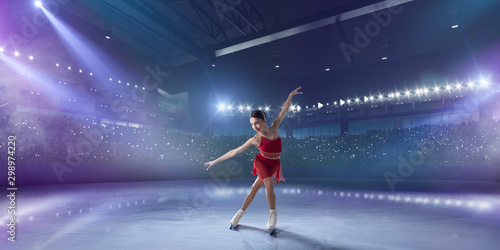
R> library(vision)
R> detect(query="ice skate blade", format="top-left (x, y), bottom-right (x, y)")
top-left (229, 225), bottom-right (240, 230)
top-left (268, 228), bottom-right (277, 236)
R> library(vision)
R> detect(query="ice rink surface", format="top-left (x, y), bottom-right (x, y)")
top-left (1, 179), bottom-right (499, 250)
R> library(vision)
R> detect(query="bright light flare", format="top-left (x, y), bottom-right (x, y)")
top-left (14, 51), bottom-right (20, 57)
top-left (480, 78), bottom-right (489, 87)
top-left (35, 1), bottom-right (43, 8)
top-left (218, 103), bottom-right (226, 111)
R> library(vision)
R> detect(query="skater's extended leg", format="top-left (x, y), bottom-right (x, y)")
top-left (241, 176), bottom-right (264, 211)
top-left (263, 177), bottom-right (276, 210)
top-left (263, 177), bottom-right (278, 230)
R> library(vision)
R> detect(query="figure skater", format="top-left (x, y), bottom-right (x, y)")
top-left (204, 87), bottom-right (302, 231)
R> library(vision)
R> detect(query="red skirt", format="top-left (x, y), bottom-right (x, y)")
top-left (252, 153), bottom-right (285, 184)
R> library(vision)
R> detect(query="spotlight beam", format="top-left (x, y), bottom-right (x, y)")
top-left (40, 7), bottom-right (121, 84)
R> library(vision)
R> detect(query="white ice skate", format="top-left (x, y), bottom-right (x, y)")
top-left (230, 209), bottom-right (245, 230)
top-left (267, 209), bottom-right (278, 235)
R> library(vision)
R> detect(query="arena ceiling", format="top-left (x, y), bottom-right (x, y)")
top-left (2, 0), bottom-right (500, 99)
top-left (55, 0), bottom-right (500, 72)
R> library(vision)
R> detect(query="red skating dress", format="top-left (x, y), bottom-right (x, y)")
top-left (251, 135), bottom-right (285, 184)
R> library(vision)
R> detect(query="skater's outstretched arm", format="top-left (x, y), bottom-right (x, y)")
top-left (272, 87), bottom-right (302, 128)
top-left (204, 136), bottom-right (256, 170)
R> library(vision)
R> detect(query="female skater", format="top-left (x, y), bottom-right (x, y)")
top-left (204, 87), bottom-right (302, 231)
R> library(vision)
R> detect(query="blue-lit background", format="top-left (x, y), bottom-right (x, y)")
top-left (0, 0), bottom-right (499, 185)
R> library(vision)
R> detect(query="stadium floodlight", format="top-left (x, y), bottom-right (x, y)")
top-left (405, 91), bottom-right (411, 96)
top-left (246, 105), bottom-right (251, 111)
top-left (264, 106), bottom-right (270, 112)
top-left (339, 99), bottom-right (345, 106)
top-left (364, 96), bottom-right (368, 102)
top-left (434, 86), bottom-right (440, 93)
top-left (29, 55), bottom-right (34, 60)
top-left (388, 93), bottom-right (394, 99)
top-left (395, 92), bottom-right (400, 98)
top-left (14, 51), bottom-right (20, 57)
top-left (423, 88), bottom-right (428, 94)
top-left (455, 83), bottom-right (462, 90)
top-left (0, 47), bottom-right (4, 53)
top-left (290, 105), bottom-right (296, 111)
top-left (378, 94), bottom-right (383, 100)
top-left (446, 85), bottom-right (452, 91)
top-left (296, 105), bottom-right (301, 112)
top-left (480, 78), bottom-right (489, 87)
top-left (467, 82), bottom-right (474, 88)
top-left (227, 105), bottom-right (233, 111)
top-left (218, 103), bottom-right (226, 111)
top-left (238, 105), bottom-right (244, 112)
top-left (346, 99), bottom-right (351, 104)
top-left (369, 95), bottom-right (374, 101)
top-left (35, 1), bottom-right (43, 7)
top-left (355, 98), bottom-right (360, 103)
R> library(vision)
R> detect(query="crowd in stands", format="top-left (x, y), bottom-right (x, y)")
top-left (1, 111), bottom-right (499, 169)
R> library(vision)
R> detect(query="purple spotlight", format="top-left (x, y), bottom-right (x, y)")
top-left (35, 1), bottom-right (43, 8)
top-left (0, 47), bottom-right (4, 53)
top-left (14, 51), bottom-right (20, 57)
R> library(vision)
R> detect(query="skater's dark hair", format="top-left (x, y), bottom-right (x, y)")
top-left (250, 110), bottom-right (266, 120)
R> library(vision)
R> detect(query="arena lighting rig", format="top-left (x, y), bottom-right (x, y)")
top-left (215, 77), bottom-right (495, 115)
top-left (1, 43), bottom-right (495, 116)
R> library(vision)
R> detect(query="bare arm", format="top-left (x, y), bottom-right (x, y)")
top-left (204, 136), bottom-right (255, 170)
top-left (272, 86), bottom-right (303, 128)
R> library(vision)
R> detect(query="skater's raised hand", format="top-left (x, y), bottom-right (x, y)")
top-left (289, 86), bottom-right (303, 96)
top-left (204, 160), bottom-right (216, 170)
